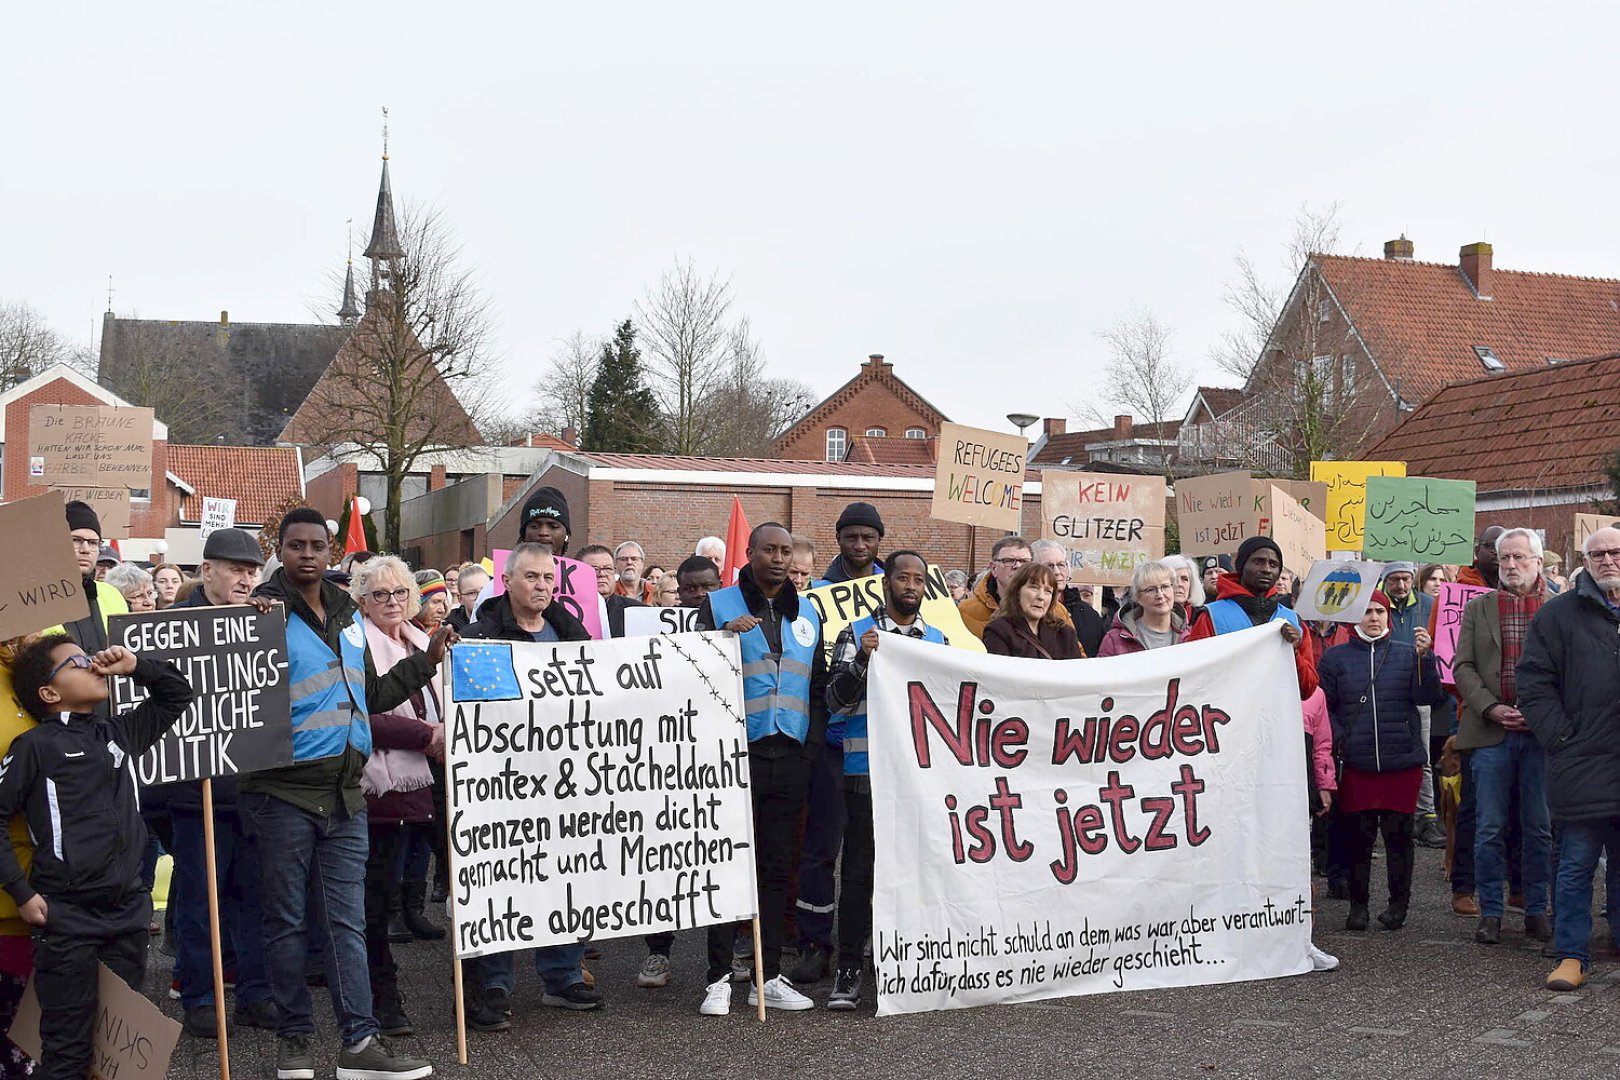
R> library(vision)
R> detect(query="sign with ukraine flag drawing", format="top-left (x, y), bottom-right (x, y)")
top-left (444, 633), bottom-right (759, 957)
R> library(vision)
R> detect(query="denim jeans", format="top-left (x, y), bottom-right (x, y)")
top-left (1472, 733), bottom-right (1552, 918)
top-left (1553, 819), bottom-right (1620, 965)
top-left (240, 793), bottom-right (375, 1044)
top-left (471, 944), bottom-right (586, 995)
top-left (169, 809), bottom-right (271, 1009)
top-left (793, 742), bottom-right (846, 951)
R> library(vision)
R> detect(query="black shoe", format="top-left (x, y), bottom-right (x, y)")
top-left (541, 982), bottom-right (603, 1011)
top-left (399, 882), bottom-right (445, 941)
top-left (468, 987), bottom-right (511, 1033)
top-left (430, 880), bottom-right (449, 904)
top-left (826, 967), bottom-right (862, 1010)
top-left (1377, 904), bottom-right (1407, 931)
top-left (1415, 816), bottom-right (1446, 848)
top-left (387, 905), bottom-right (413, 944)
top-left (1344, 904), bottom-right (1370, 932)
top-left (790, 944), bottom-right (831, 985)
top-left (183, 1004), bottom-right (226, 1038)
top-left (233, 998), bottom-right (281, 1030)
top-left (1475, 916), bottom-right (1502, 945)
top-left (1525, 913), bottom-right (1553, 942)
top-left (1326, 880), bottom-right (1350, 901)
top-left (375, 992), bottom-right (414, 1038)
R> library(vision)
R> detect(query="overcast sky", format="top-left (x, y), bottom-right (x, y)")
top-left (6, 2), bottom-right (1617, 438)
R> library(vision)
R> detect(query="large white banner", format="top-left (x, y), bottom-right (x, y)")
top-left (445, 633), bottom-right (758, 958)
top-left (867, 626), bottom-right (1310, 1015)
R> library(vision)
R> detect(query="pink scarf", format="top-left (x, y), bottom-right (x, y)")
top-left (360, 616), bottom-right (442, 799)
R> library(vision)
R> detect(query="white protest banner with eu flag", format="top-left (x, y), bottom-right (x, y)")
top-left (444, 633), bottom-right (759, 958)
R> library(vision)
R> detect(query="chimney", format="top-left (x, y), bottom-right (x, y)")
top-left (219, 310), bottom-right (229, 327)
top-left (1113, 414), bottom-right (1133, 440)
top-left (1459, 242), bottom-right (1493, 299)
top-left (1042, 418), bottom-right (1066, 438)
top-left (863, 353), bottom-right (890, 372)
top-left (561, 426), bottom-right (579, 447)
top-left (1384, 236), bottom-right (1414, 261)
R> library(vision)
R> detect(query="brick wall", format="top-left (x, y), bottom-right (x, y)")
top-left (305, 463), bottom-right (358, 519)
top-left (774, 357), bottom-right (943, 462)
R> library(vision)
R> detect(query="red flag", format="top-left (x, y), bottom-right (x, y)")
top-left (344, 497), bottom-right (368, 555)
top-left (722, 496), bottom-right (750, 586)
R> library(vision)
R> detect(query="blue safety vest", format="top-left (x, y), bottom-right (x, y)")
top-left (837, 615), bottom-right (946, 777)
top-left (284, 610), bottom-right (372, 760)
top-left (710, 586), bottom-right (819, 745)
top-left (1206, 597), bottom-right (1301, 636)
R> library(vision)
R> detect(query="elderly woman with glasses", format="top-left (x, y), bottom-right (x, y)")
top-left (1097, 559), bottom-right (1190, 656)
top-left (103, 563), bottom-right (157, 613)
top-left (349, 556), bottom-right (445, 1037)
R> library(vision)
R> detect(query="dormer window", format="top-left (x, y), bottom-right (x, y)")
top-left (1473, 345), bottom-right (1505, 373)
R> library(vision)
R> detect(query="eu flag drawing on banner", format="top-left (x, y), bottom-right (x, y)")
top-left (450, 642), bottom-right (523, 702)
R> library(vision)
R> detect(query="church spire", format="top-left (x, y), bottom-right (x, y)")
top-left (363, 107), bottom-right (403, 301)
top-left (337, 219), bottom-right (361, 325)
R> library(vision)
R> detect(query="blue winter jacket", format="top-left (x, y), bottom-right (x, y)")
top-left (1319, 633), bottom-right (1447, 773)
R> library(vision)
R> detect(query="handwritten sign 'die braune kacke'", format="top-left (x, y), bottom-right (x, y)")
top-left (931, 422), bottom-right (1027, 531)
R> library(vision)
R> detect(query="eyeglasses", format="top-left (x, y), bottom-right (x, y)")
top-left (368, 587), bottom-right (412, 604)
top-left (1498, 553), bottom-right (1540, 563)
top-left (994, 557), bottom-right (1030, 568)
top-left (48, 654), bottom-right (93, 682)
top-left (1588, 548), bottom-right (1620, 564)
top-left (457, 588), bottom-right (483, 598)
top-left (70, 537), bottom-right (101, 550)
top-left (591, 565), bottom-right (615, 577)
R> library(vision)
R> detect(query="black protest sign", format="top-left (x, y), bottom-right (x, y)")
top-left (108, 605), bottom-right (293, 784)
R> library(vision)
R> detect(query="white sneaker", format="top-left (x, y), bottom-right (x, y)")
top-left (699, 976), bottom-right (731, 1016)
top-left (1307, 943), bottom-right (1339, 972)
top-left (637, 953), bottom-right (671, 988)
top-left (748, 974), bottom-right (813, 1011)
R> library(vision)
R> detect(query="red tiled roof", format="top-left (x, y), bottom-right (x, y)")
top-left (844, 436), bottom-right (938, 466)
top-left (166, 444), bottom-right (304, 525)
top-left (1192, 387), bottom-right (1252, 418)
top-left (1315, 254), bottom-right (1620, 405)
top-left (1031, 419), bottom-right (1181, 465)
top-left (1366, 352), bottom-right (1620, 491)
top-left (508, 432), bottom-right (576, 451)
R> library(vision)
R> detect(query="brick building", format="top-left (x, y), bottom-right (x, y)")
top-left (400, 448), bottom-right (1050, 577)
top-left (771, 354), bottom-right (948, 462)
top-left (1367, 351), bottom-right (1620, 564)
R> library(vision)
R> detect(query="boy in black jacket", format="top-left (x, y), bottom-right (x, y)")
top-left (0, 633), bottom-right (194, 1080)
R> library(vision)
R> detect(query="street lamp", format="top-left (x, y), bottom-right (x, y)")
top-left (1007, 413), bottom-right (1039, 438)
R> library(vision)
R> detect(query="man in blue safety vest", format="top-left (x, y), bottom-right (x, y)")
top-left (693, 522), bottom-right (827, 1016)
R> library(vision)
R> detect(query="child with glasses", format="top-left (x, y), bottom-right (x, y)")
top-left (0, 634), bottom-right (193, 1079)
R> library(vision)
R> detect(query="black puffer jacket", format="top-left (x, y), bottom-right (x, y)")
top-left (1318, 633), bottom-right (1446, 773)
top-left (1519, 571), bottom-right (1620, 822)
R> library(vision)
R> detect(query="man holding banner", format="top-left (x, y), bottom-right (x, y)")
top-left (695, 523), bottom-right (827, 1015)
top-left (823, 551), bottom-right (948, 1010)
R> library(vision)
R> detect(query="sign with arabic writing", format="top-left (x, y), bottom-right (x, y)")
top-left (1362, 477), bottom-right (1476, 564)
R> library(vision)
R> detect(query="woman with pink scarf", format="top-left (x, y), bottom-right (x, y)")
top-left (351, 556), bottom-right (445, 1039)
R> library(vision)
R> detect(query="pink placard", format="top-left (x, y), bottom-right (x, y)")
top-left (1433, 581), bottom-right (1493, 685)
top-left (487, 549), bottom-right (603, 639)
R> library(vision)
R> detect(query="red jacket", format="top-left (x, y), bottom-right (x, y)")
top-left (1186, 573), bottom-right (1319, 699)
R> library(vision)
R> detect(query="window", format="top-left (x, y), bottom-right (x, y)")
top-left (1317, 299), bottom-right (1332, 324)
top-left (1340, 354), bottom-right (1356, 397)
top-left (905, 427), bottom-right (927, 439)
top-left (825, 427), bottom-right (847, 461)
top-left (1473, 345), bottom-right (1505, 373)
top-left (865, 427), bottom-right (887, 438)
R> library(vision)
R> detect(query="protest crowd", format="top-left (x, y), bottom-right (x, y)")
top-left (0, 475), bottom-right (1616, 1080)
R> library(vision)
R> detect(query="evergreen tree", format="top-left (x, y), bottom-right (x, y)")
top-left (582, 319), bottom-right (662, 452)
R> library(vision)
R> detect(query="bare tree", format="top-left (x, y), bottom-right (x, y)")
top-left (0, 301), bottom-right (95, 389)
top-left (1093, 312), bottom-right (1190, 460)
top-left (526, 329), bottom-right (598, 438)
top-left (636, 260), bottom-right (759, 454)
top-left (285, 205), bottom-right (493, 549)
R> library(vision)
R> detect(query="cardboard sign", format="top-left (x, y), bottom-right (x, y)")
top-left (1362, 476), bottom-right (1477, 564)
top-left (867, 626), bottom-right (1309, 1015)
top-left (199, 496), bottom-right (237, 540)
top-left (1310, 461), bottom-right (1406, 553)
top-left (1269, 484), bottom-right (1326, 575)
top-left (1433, 581), bottom-right (1495, 685)
top-left (487, 549), bottom-right (604, 639)
top-left (11, 964), bottom-right (182, 1080)
top-left (0, 492), bottom-right (91, 640)
top-left (800, 566), bottom-right (985, 664)
top-left (1292, 559), bottom-right (1386, 623)
top-left (621, 606), bottom-right (701, 636)
top-left (445, 633), bottom-right (758, 955)
top-left (48, 485), bottom-right (132, 540)
top-left (1576, 513), bottom-right (1620, 551)
top-left (1175, 471), bottom-right (1261, 555)
top-left (109, 606), bottom-right (293, 784)
top-left (28, 404), bottom-right (154, 489)
top-left (931, 422), bottom-right (1027, 531)
top-left (1042, 472), bottom-right (1166, 586)
top-left (1256, 480), bottom-right (1329, 523)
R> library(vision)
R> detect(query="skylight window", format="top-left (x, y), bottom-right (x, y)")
top-left (1473, 345), bottom-right (1505, 373)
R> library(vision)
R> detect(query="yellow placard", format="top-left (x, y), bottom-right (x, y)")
top-left (1309, 460), bottom-right (1407, 552)
top-left (801, 565), bottom-right (985, 660)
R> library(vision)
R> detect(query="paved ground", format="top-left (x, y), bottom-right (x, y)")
top-left (161, 848), bottom-right (1616, 1080)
